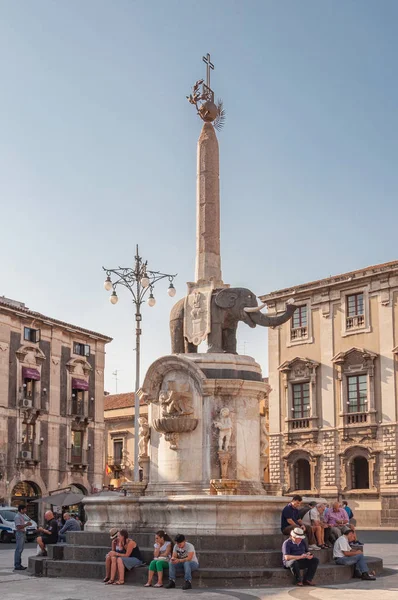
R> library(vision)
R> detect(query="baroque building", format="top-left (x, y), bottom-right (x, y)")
top-left (262, 260), bottom-right (398, 526)
top-left (104, 392), bottom-right (148, 488)
top-left (0, 296), bottom-right (111, 523)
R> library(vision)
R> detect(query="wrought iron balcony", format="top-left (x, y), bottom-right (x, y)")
top-left (67, 448), bottom-right (88, 468)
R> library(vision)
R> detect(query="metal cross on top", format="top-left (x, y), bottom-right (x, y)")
top-left (202, 53), bottom-right (214, 89)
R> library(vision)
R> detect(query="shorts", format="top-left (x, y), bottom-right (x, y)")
top-left (42, 535), bottom-right (57, 546)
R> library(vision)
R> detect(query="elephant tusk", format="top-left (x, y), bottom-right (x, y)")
top-left (244, 302), bottom-right (267, 313)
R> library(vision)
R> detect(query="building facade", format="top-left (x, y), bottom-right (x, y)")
top-left (0, 296), bottom-right (111, 523)
top-left (262, 261), bottom-right (398, 526)
top-left (104, 392), bottom-right (147, 488)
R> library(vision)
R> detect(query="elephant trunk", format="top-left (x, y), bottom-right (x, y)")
top-left (246, 302), bottom-right (297, 328)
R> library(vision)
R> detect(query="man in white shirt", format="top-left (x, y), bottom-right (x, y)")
top-left (333, 529), bottom-right (375, 580)
top-left (302, 503), bottom-right (325, 548)
top-left (165, 533), bottom-right (199, 590)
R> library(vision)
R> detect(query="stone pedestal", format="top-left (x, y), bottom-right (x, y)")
top-left (140, 353), bottom-right (267, 497)
top-left (121, 481), bottom-right (147, 497)
top-left (138, 456), bottom-right (150, 482)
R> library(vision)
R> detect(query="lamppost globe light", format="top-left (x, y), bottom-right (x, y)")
top-left (168, 283), bottom-right (176, 297)
top-left (110, 291), bottom-right (119, 304)
top-left (147, 293), bottom-right (156, 307)
top-left (141, 275), bottom-right (150, 288)
top-left (104, 276), bottom-right (113, 291)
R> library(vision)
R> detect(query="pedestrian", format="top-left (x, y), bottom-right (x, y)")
top-left (333, 528), bottom-right (376, 580)
top-left (14, 504), bottom-right (32, 571)
top-left (282, 527), bottom-right (319, 586)
top-left (165, 533), bottom-right (199, 590)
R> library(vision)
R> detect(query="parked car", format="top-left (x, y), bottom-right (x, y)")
top-left (0, 507), bottom-right (38, 543)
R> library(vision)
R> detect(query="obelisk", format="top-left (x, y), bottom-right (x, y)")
top-left (187, 53), bottom-right (224, 288)
top-left (195, 122), bottom-right (223, 286)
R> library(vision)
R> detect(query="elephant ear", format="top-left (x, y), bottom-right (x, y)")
top-left (215, 289), bottom-right (239, 309)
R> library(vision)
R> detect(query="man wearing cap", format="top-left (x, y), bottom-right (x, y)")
top-left (333, 528), bottom-right (376, 580)
top-left (281, 495), bottom-right (320, 551)
top-left (282, 527), bottom-right (319, 586)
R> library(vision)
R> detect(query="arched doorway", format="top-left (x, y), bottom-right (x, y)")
top-left (11, 481), bottom-right (41, 522)
top-left (294, 459), bottom-right (311, 491)
top-left (352, 456), bottom-right (369, 489)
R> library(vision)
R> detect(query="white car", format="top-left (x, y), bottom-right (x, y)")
top-left (0, 507), bottom-right (38, 543)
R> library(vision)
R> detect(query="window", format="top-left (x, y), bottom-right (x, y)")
top-left (347, 375), bottom-right (367, 413)
top-left (71, 389), bottom-right (85, 416)
top-left (22, 423), bottom-right (35, 448)
top-left (71, 431), bottom-right (83, 463)
top-left (346, 293), bottom-right (364, 329)
top-left (24, 327), bottom-right (40, 343)
top-left (113, 440), bottom-right (123, 464)
top-left (73, 342), bottom-right (90, 357)
top-left (292, 383), bottom-right (310, 419)
top-left (291, 306), bottom-right (308, 340)
top-left (294, 459), bottom-right (311, 490)
top-left (23, 378), bottom-right (36, 400)
top-left (351, 456), bottom-right (369, 489)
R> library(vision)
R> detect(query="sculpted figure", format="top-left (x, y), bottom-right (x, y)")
top-left (260, 417), bottom-right (269, 456)
top-left (170, 288), bottom-right (297, 354)
top-left (213, 407), bottom-right (233, 451)
top-left (159, 390), bottom-right (193, 417)
top-left (138, 417), bottom-right (150, 457)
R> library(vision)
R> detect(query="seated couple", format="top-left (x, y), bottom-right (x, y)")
top-left (104, 528), bottom-right (143, 585)
top-left (145, 532), bottom-right (199, 590)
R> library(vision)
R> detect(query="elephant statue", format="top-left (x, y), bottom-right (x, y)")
top-left (170, 287), bottom-right (297, 354)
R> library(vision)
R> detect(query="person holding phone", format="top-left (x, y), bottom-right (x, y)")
top-left (282, 527), bottom-right (319, 586)
top-left (14, 505), bottom-right (32, 571)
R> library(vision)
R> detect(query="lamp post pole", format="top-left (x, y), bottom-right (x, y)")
top-left (103, 245), bottom-right (177, 482)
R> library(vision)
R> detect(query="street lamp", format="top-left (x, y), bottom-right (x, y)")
top-left (103, 244), bottom-right (177, 482)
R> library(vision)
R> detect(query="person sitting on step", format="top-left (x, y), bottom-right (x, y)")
top-left (282, 527), bottom-right (319, 586)
top-left (165, 533), bottom-right (199, 590)
top-left (58, 512), bottom-right (81, 542)
top-left (36, 510), bottom-right (59, 556)
top-left (144, 530), bottom-right (173, 588)
top-left (281, 495), bottom-right (320, 551)
top-left (104, 528), bottom-right (143, 585)
top-left (333, 528), bottom-right (376, 580)
top-left (301, 502), bottom-right (327, 549)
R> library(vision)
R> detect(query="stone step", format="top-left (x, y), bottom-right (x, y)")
top-left (28, 555), bottom-right (383, 587)
top-left (66, 530), bottom-right (285, 550)
top-left (58, 544), bottom-right (333, 568)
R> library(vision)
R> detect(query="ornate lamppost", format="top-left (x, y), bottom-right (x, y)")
top-left (103, 245), bottom-right (177, 482)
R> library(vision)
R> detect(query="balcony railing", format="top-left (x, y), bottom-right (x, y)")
top-left (346, 314), bottom-right (365, 330)
top-left (67, 448), bottom-right (88, 467)
top-left (291, 327), bottom-right (308, 341)
top-left (290, 418), bottom-right (311, 429)
top-left (345, 412), bottom-right (368, 425)
top-left (19, 443), bottom-right (41, 463)
top-left (107, 456), bottom-right (124, 468)
top-left (71, 398), bottom-right (86, 417)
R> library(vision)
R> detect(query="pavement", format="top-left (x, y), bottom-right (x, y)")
top-left (0, 533), bottom-right (398, 600)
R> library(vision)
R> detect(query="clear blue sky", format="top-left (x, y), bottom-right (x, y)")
top-left (1, 1), bottom-right (397, 393)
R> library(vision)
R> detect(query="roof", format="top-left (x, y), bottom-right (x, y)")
top-left (104, 393), bottom-right (147, 411)
top-left (0, 296), bottom-right (112, 342)
top-left (260, 260), bottom-right (398, 302)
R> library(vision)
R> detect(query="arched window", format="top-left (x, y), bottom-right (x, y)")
top-left (351, 456), bottom-right (369, 489)
top-left (11, 480), bottom-right (41, 522)
top-left (294, 459), bottom-right (311, 491)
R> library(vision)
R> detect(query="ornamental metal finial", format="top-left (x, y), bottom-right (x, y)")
top-left (187, 53), bottom-right (226, 131)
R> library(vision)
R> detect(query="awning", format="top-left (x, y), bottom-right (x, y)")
top-left (72, 378), bottom-right (89, 391)
top-left (22, 367), bottom-right (41, 381)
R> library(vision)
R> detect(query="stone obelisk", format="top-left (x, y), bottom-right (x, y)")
top-left (195, 122), bottom-right (223, 287)
top-left (188, 53), bottom-right (224, 288)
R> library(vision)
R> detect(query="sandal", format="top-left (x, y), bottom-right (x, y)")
top-left (103, 577), bottom-right (110, 583)
top-left (105, 580), bottom-right (114, 585)
top-left (114, 581), bottom-right (125, 585)
top-left (154, 583), bottom-right (163, 588)
top-left (144, 583), bottom-right (152, 587)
